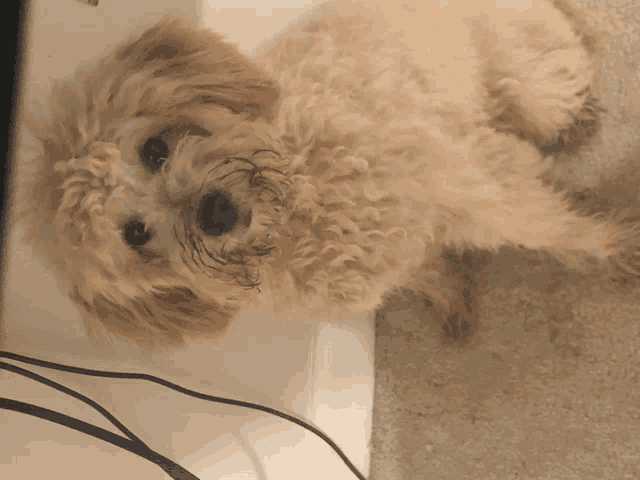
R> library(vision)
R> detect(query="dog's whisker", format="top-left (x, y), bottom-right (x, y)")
top-left (216, 169), bottom-right (255, 182)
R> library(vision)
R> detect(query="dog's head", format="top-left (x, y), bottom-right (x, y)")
top-left (18, 18), bottom-right (290, 348)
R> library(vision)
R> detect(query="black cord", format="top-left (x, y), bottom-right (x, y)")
top-left (0, 359), bottom-right (200, 479)
top-left (0, 351), bottom-right (367, 480)
top-left (0, 397), bottom-right (199, 480)
top-left (0, 361), bottom-right (146, 446)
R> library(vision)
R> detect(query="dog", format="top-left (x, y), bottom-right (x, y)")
top-left (15, 0), bottom-right (640, 349)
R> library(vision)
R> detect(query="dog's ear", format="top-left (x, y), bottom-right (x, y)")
top-left (71, 285), bottom-right (235, 349)
top-left (108, 17), bottom-right (280, 121)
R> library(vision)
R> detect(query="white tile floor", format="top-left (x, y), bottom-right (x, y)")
top-left (1, 1), bottom-right (373, 479)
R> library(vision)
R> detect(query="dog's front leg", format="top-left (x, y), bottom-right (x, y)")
top-left (395, 242), bottom-right (482, 344)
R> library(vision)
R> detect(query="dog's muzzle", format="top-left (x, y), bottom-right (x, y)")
top-left (197, 191), bottom-right (251, 236)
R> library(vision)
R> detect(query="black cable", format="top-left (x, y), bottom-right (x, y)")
top-left (0, 397), bottom-right (200, 480)
top-left (0, 350), bottom-right (367, 480)
top-left (0, 361), bottom-right (146, 446)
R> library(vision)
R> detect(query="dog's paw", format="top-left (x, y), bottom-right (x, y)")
top-left (375, 285), bottom-right (477, 347)
top-left (601, 220), bottom-right (640, 286)
top-left (442, 310), bottom-right (474, 343)
top-left (398, 247), bottom-right (481, 345)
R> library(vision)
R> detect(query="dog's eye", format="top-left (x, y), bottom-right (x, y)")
top-left (141, 137), bottom-right (168, 172)
top-left (123, 220), bottom-right (152, 248)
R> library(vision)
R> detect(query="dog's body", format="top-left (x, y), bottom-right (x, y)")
top-left (16, 0), bottom-right (640, 348)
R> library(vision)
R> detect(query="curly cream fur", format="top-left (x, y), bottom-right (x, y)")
top-left (16, 1), bottom-right (640, 348)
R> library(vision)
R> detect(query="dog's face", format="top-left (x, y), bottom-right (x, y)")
top-left (19, 18), bottom-right (291, 347)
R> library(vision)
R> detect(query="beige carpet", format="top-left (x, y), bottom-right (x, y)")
top-left (369, 2), bottom-right (640, 479)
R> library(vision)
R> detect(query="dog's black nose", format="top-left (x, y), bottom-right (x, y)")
top-left (197, 192), bottom-right (239, 236)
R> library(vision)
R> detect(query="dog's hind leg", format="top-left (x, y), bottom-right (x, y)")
top-left (428, 128), bottom-right (638, 278)
top-left (470, 0), bottom-right (601, 148)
